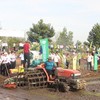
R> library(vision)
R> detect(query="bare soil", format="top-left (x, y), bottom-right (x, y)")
top-left (1, 83), bottom-right (100, 100)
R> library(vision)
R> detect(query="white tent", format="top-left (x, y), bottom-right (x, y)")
top-left (0, 29), bottom-right (25, 38)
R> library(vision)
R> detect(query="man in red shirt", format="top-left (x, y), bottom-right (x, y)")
top-left (23, 41), bottom-right (30, 68)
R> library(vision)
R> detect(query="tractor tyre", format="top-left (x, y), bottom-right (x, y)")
top-left (58, 82), bottom-right (70, 92)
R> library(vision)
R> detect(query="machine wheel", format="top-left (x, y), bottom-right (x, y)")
top-left (58, 82), bottom-right (70, 92)
top-left (16, 68), bottom-right (48, 89)
top-left (26, 69), bottom-right (48, 89)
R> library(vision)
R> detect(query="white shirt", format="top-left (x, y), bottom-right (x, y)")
top-left (49, 53), bottom-right (55, 60)
top-left (1, 55), bottom-right (11, 64)
top-left (87, 55), bottom-right (93, 62)
top-left (19, 43), bottom-right (24, 47)
top-left (53, 54), bottom-right (60, 62)
top-left (10, 53), bottom-right (16, 62)
top-left (19, 53), bottom-right (24, 60)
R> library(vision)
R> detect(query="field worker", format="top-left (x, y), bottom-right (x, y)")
top-left (10, 51), bottom-right (16, 69)
top-left (23, 41), bottom-right (30, 68)
top-left (45, 57), bottom-right (56, 80)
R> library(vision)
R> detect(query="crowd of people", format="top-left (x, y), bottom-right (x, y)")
top-left (47, 51), bottom-right (100, 74)
top-left (49, 51), bottom-right (70, 68)
top-left (0, 40), bottom-right (30, 76)
top-left (0, 39), bottom-right (99, 79)
top-left (0, 51), bottom-right (16, 76)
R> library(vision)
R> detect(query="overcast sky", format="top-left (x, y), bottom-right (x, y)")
top-left (0, 0), bottom-right (100, 43)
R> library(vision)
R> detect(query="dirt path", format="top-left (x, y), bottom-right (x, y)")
top-left (0, 87), bottom-right (51, 100)
top-left (0, 81), bottom-right (100, 100)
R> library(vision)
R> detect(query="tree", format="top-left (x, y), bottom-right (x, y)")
top-left (87, 23), bottom-right (100, 48)
top-left (27, 19), bottom-right (55, 42)
top-left (83, 41), bottom-right (89, 47)
top-left (66, 31), bottom-right (73, 46)
top-left (56, 28), bottom-right (74, 49)
top-left (75, 40), bottom-right (82, 51)
top-left (83, 41), bottom-right (90, 51)
top-left (75, 40), bottom-right (87, 52)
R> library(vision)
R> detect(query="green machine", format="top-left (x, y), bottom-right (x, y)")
top-left (30, 59), bottom-right (43, 67)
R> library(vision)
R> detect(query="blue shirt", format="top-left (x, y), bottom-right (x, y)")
top-left (45, 61), bottom-right (55, 70)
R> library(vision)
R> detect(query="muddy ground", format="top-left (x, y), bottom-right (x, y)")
top-left (0, 81), bottom-right (100, 100)
top-left (0, 58), bottom-right (100, 100)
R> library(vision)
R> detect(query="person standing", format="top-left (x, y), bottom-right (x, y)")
top-left (49, 51), bottom-right (55, 61)
top-left (62, 53), bottom-right (67, 68)
top-left (13, 43), bottom-right (16, 51)
top-left (19, 52), bottom-right (24, 67)
top-left (87, 53), bottom-right (93, 70)
top-left (53, 52), bottom-right (60, 67)
top-left (10, 51), bottom-right (16, 69)
top-left (19, 42), bottom-right (24, 50)
top-left (1, 52), bottom-right (11, 76)
top-left (23, 41), bottom-right (30, 68)
top-left (66, 53), bottom-right (70, 69)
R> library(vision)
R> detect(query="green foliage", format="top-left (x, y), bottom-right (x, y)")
top-left (56, 28), bottom-right (74, 49)
top-left (52, 44), bottom-right (59, 52)
top-left (87, 23), bottom-right (100, 48)
top-left (83, 41), bottom-right (89, 47)
top-left (75, 40), bottom-right (82, 52)
top-left (58, 52), bottom-right (65, 68)
top-left (17, 49), bottom-right (23, 55)
top-left (81, 53), bottom-right (87, 59)
top-left (27, 19), bottom-right (55, 42)
top-left (31, 43), bottom-right (40, 51)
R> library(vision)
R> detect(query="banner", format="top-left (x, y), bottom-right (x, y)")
top-left (94, 53), bottom-right (98, 71)
top-left (40, 38), bottom-right (49, 62)
top-left (73, 55), bottom-right (77, 70)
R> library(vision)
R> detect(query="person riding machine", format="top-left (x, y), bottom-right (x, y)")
top-left (45, 57), bottom-right (56, 81)
top-left (45, 57), bottom-right (86, 92)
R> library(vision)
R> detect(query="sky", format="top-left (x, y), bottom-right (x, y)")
top-left (0, 0), bottom-right (100, 43)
